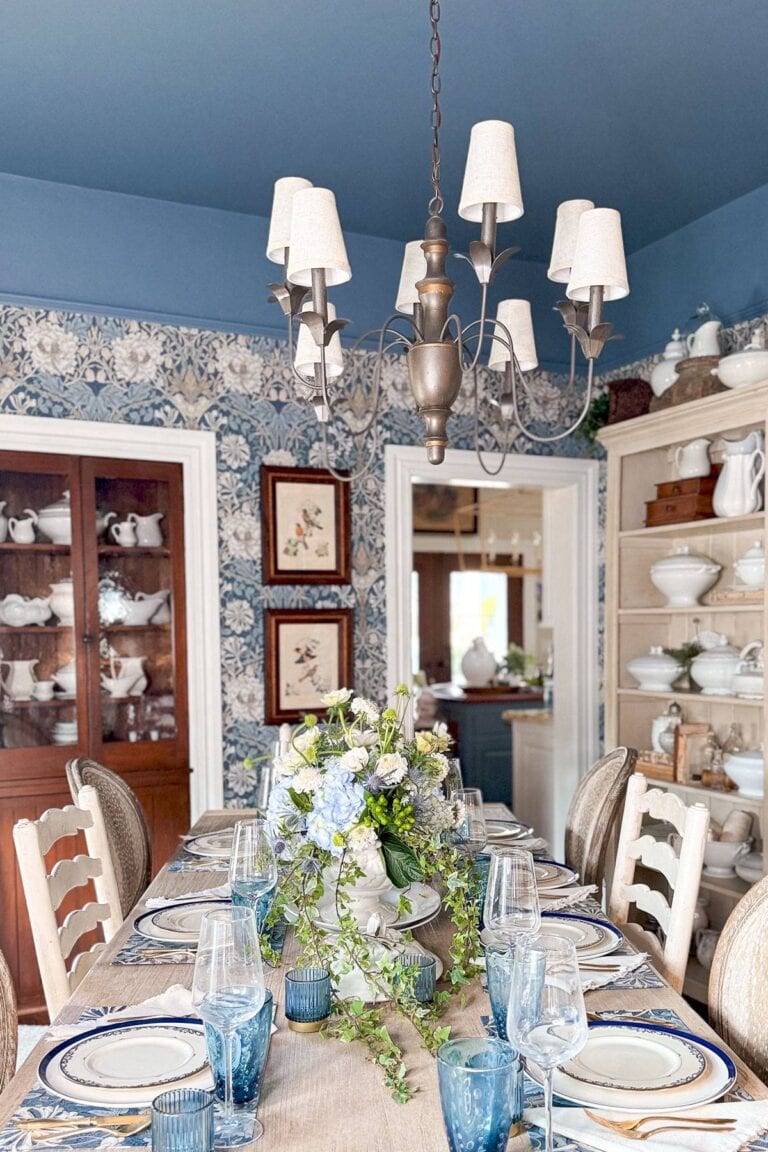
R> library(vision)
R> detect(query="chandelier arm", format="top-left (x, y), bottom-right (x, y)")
top-left (509, 353), bottom-right (597, 444)
top-left (441, 283), bottom-right (491, 374)
top-left (472, 363), bottom-right (514, 477)
top-left (318, 417), bottom-right (380, 484)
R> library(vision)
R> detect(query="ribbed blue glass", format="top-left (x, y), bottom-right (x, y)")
top-left (231, 885), bottom-right (274, 932)
top-left (485, 946), bottom-right (516, 1041)
top-left (400, 953), bottom-right (436, 1003)
top-left (437, 1038), bottom-right (523, 1152)
top-left (151, 1088), bottom-right (214, 1152)
top-left (284, 967), bottom-right (332, 1024)
top-left (204, 990), bottom-right (273, 1107)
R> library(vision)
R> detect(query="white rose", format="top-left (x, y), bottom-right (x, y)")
top-left (340, 746), bottom-right (369, 772)
top-left (350, 696), bottom-right (380, 724)
top-left (321, 687), bottom-right (353, 707)
top-left (376, 752), bottom-right (408, 785)
top-left (293, 767), bottom-right (323, 794)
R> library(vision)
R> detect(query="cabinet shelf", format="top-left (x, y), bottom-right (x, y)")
top-left (618, 687), bottom-right (763, 708)
top-left (2, 697), bottom-right (78, 709)
top-left (620, 512), bottom-right (764, 541)
top-left (661, 778), bottom-right (764, 810)
top-left (98, 545), bottom-right (170, 557)
top-left (618, 604), bottom-right (763, 617)
top-left (699, 872), bottom-right (752, 900)
top-left (0, 542), bottom-right (70, 553)
top-left (102, 624), bottom-right (170, 634)
top-left (0, 624), bottom-right (69, 634)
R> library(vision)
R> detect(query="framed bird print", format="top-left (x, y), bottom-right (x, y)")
top-left (261, 465), bottom-right (351, 584)
top-left (264, 607), bottom-right (354, 723)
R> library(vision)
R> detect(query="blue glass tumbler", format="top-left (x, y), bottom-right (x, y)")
top-left (400, 953), bottom-right (437, 1003)
top-left (284, 967), bottom-right (332, 1032)
top-left (485, 946), bottom-right (515, 1041)
top-left (204, 989), bottom-right (273, 1107)
top-left (437, 1037), bottom-right (523, 1152)
top-left (151, 1088), bottom-right (214, 1152)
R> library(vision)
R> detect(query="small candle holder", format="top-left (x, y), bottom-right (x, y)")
top-left (284, 966), bottom-right (332, 1032)
top-left (151, 1088), bottom-right (214, 1152)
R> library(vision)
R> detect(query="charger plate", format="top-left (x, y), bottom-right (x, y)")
top-left (313, 882), bottom-right (441, 932)
top-left (540, 912), bottom-right (623, 960)
top-left (535, 861), bottom-right (578, 889)
top-left (39, 1017), bottom-right (213, 1107)
top-left (485, 820), bottom-right (534, 840)
top-left (134, 898), bottom-right (229, 944)
top-left (184, 830), bottom-right (234, 858)
top-left (527, 1022), bottom-right (736, 1111)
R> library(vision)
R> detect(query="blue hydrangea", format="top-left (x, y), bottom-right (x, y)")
top-left (306, 763), bottom-right (366, 856)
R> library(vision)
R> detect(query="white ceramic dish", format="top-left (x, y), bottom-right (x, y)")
top-left (134, 898), bottom-right (228, 944)
top-left (527, 1021), bottom-right (736, 1112)
top-left (626, 647), bottom-right (683, 692)
top-left (735, 851), bottom-right (764, 885)
top-left (314, 881), bottom-right (441, 932)
top-left (716, 348), bottom-right (768, 390)
top-left (540, 912), bottom-right (623, 959)
top-left (535, 862), bottom-right (578, 889)
top-left (39, 1017), bottom-right (213, 1107)
top-left (649, 546), bottom-right (721, 608)
top-left (725, 749), bottom-right (765, 798)
top-left (184, 830), bottom-right (234, 858)
top-left (485, 819), bottom-right (534, 840)
top-left (563, 1026), bottom-right (706, 1092)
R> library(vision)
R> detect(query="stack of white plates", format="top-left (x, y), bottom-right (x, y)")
top-left (53, 720), bottom-right (78, 746)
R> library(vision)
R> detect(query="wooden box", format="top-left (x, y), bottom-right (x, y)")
top-left (645, 492), bottom-right (716, 526)
top-left (637, 751), bottom-right (676, 782)
top-left (655, 467), bottom-right (720, 500)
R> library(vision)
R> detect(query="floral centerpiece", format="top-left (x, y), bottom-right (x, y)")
top-left (265, 685), bottom-right (482, 1101)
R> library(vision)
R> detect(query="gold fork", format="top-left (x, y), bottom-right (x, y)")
top-left (586, 1111), bottom-right (736, 1140)
top-left (18, 1116), bottom-right (151, 1140)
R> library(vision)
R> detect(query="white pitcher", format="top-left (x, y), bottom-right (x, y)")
top-left (713, 431), bottom-right (766, 517)
top-left (674, 438), bottom-right (711, 479)
top-left (686, 319), bottom-right (722, 358)
top-left (128, 512), bottom-right (164, 547)
top-left (0, 658), bottom-right (39, 701)
top-left (0, 501), bottom-right (8, 544)
top-left (110, 520), bottom-right (137, 547)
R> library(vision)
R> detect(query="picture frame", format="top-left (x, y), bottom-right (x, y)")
top-left (675, 723), bottom-right (711, 784)
top-left (261, 465), bottom-right (350, 585)
top-left (412, 484), bottom-right (478, 534)
top-left (264, 607), bottom-right (354, 724)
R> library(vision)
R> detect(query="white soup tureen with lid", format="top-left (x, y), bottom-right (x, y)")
top-left (649, 545), bottom-right (721, 607)
top-left (626, 646), bottom-right (682, 693)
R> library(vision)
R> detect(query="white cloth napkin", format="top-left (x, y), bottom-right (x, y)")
top-left (539, 885), bottom-right (597, 910)
top-left (145, 883), bottom-right (230, 908)
top-left (579, 952), bottom-right (648, 991)
top-left (526, 1103), bottom-right (768, 1152)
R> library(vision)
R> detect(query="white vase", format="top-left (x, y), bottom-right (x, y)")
top-left (321, 848), bottom-right (400, 931)
top-left (461, 637), bottom-right (496, 687)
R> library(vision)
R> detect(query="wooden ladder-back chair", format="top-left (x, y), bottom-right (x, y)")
top-left (564, 746), bottom-right (637, 890)
top-left (12, 785), bottom-right (123, 1020)
top-left (709, 875), bottom-right (768, 1082)
top-left (0, 946), bottom-right (17, 1091)
top-left (608, 773), bottom-right (709, 993)
top-left (66, 757), bottom-right (152, 917)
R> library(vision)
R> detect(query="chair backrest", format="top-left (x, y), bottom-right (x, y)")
top-left (564, 746), bottom-right (637, 889)
top-left (13, 786), bottom-right (123, 1020)
top-left (709, 875), bottom-right (768, 1082)
top-left (607, 773), bottom-right (709, 993)
top-left (0, 946), bottom-right (17, 1092)
top-left (66, 757), bottom-right (151, 917)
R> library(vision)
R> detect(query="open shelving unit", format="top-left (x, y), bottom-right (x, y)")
top-left (599, 384), bottom-right (768, 1004)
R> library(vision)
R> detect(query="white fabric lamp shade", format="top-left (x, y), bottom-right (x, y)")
top-left (395, 241), bottom-right (428, 313)
top-left (266, 176), bottom-right (313, 264)
top-left (458, 120), bottom-right (524, 223)
top-left (287, 187), bottom-right (352, 287)
top-left (294, 301), bottom-right (344, 379)
top-left (566, 208), bottom-right (629, 302)
top-left (488, 299), bottom-right (538, 372)
top-left (547, 199), bottom-right (595, 283)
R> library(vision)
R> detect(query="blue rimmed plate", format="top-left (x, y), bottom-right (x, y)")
top-left (134, 898), bottom-right (229, 944)
top-left (540, 911), bottom-right (623, 959)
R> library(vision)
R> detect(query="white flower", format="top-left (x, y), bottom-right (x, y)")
top-left (350, 696), bottom-right (380, 724)
top-left (214, 339), bottom-right (263, 393)
top-left (274, 749), bottom-right (305, 777)
top-left (111, 331), bottom-right (163, 382)
top-left (431, 721), bottom-right (452, 751)
top-left (321, 687), bottom-right (353, 707)
top-left (222, 507), bottom-right (260, 560)
top-left (346, 728), bottom-right (378, 749)
top-left (430, 753), bottom-right (450, 783)
top-left (293, 767), bottom-right (323, 794)
top-left (347, 823), bottom-right (381, 860)
top-left (223, 599), bottom-right (254, 634)
top-left (376, 752), bottom-right (408, 785)
top-left (25, 320), bottom-right (79, 375)
top-left (224, 671), bottom-right (264, 723)
top-left (219, 433), bottom-right (250, 469)
top-left (262, 449), bottom-right (296, 466)
top-left (293, 727), bottom-right (321, 753)
top-left (340, 746), bottom-right (369, 772)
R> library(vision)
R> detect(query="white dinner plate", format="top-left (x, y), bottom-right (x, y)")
top-left (527, 1022), bottom-right (736, 1112)
top-left (134, 898), bottom-right (229, 944)
top-left (485, 819), bottom-right (534, 840)
top-left (184, 829), bottom-right (234, 858)
top-left (540, 912), bottom-right (623, 959)
top-left (313, 882), bottom-right (441, 932)
top-left (563, 1026), bottom-right (706, 1091)
top-left (535, 861), bottom-right (578, 889)
top-left (39, 1017), bottom-right (213, 1107)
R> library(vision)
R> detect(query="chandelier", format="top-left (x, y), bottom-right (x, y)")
top-left (266, 0), bottom-right (629, 478)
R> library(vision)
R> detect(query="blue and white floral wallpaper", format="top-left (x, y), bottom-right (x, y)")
top-left (0, 303), bottom-right (605, 804)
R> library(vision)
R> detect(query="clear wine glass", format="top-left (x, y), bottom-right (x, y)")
top-left (507, 934), bottom-right (588, 1152)
top-left (229, 819), bottom-right (278, 930)
top-left (483, 846), bottom-right (541, 946)
top-left (452, 787), bottom-right (486, 856)
top-left (193, 906), bottom-right (266, 1144)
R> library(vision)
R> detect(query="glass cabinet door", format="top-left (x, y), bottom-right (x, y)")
top-left (0, 456), bottom-right (86, 759)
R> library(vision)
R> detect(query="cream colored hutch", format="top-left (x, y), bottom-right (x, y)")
top-left (599, 384), bottom-right (768, 1002)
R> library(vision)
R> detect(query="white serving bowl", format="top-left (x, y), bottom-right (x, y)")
top-left (649, 546), bottom-right (721, 608)
top-left (672, 834), bottom-right (752, 877)
top-left (626, 647), bottom-right (682, 692)
top-left (725, 749), bottom-right (764, 798)
top-left (716, 349), bottom-right (768, 389)
top-left (734, 541), bottom-right (765, 588)
top-left (735, 851), bottom-right (764, 885)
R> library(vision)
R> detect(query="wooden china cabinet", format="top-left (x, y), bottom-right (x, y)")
top-left (0, 452), bottom-right (190, 1019)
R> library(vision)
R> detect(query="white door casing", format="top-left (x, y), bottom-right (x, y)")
top-left (384, 445), bottom-right (600, 852)
top-left (0, 415), bottom-right (223, 817)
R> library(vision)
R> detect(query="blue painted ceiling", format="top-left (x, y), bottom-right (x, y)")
top-left (0, 0), bottom-right (766, 260)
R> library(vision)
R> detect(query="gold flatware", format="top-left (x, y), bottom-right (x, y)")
top-left (137, 947), bottom-right (196, 959)
top-left (18, 1115), bottom-right (151, 1139)
top-left (17, 1114), bottom-right (150, 1129)
top-left (586, 1012), bottom-right (683, 1031)
top-left (586, 1111), bottom-right (736, 1140)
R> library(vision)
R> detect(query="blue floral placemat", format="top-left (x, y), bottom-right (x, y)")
top-left (113, 921), bottom-right (286, 967)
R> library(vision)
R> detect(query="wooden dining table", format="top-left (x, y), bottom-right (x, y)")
top-left (1, 803), bottom-right (766, 1152)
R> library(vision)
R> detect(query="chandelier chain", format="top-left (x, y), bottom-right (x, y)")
top-left (428, 0), bottom-right (443, 218)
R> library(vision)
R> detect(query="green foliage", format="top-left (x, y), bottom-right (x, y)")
top-left (380, 833), bottom-right (423, 888)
